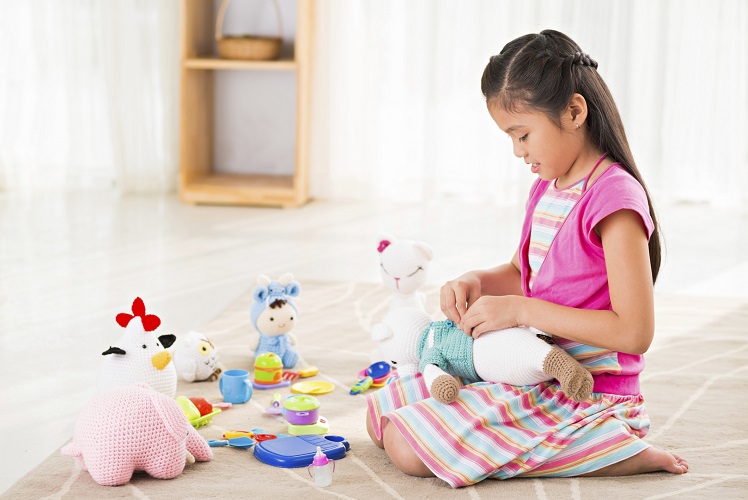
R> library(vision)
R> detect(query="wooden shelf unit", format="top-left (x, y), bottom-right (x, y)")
top-left (179, 0), bottom-right (314, 207)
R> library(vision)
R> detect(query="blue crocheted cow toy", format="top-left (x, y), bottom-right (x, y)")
top-left (250, 274), bottom-right (300, 368)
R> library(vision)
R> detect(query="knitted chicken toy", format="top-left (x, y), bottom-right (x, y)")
top-left (172, 331), bottom-right (222, 382)
top-left (250, 274), bottom-right (301, 368)
top-left (373, 237), bottom-right (593, 404)
top-left (61, 383), bottom-right (212, 486)
top-left (371, 236), bottom-right (434, 374)
top-left (99, 297), bottom-right (178, 398)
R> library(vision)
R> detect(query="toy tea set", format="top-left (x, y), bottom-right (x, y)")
top-left (64, 275), bottom-right (350, 488)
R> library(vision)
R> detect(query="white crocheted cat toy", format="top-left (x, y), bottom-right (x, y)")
top-left (371, 236), bottom-right (434, 375)
top-left (250, 274), bottom-right (301, 368)
top-left (372, 238), bottom-right (593, 404)
top-left (99, 297), bottom-right (178, 398)
top-left (172, 331), bottom-right (222, 382)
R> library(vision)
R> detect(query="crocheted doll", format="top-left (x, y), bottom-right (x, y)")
top-left (99, 297), bottom-right (178, 398)
top-left (371, 236), bottom-right (434, 374)
top-left (372, 238), bottom-right (593, 404)
top-left (418, 320), bottom-right (593, 404)
top-left (61, 383), bottom-right (212, 486)
top-left (250, 274), bottom-right (300, 368)
top-left (172, 331), bottom-right (222, 382)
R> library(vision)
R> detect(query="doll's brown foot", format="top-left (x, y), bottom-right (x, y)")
top-left (430, 374), bottom-right (461, 404)
top-left (543, 347), bottom-right (593, 402)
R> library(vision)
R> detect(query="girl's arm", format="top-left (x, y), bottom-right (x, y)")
top-left (440, 250), bottom-right (524, 324)
top-left (461, 209), bottom-right (655, 354)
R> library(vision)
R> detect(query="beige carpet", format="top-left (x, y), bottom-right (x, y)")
top-left (6, 281), bottom-right (748, 499)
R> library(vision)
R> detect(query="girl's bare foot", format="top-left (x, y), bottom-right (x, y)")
top-left (582, 446), bottom-right (688, 476)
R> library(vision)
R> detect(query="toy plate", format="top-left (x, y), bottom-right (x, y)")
top-left (253, 434), bottom-right (349, 468)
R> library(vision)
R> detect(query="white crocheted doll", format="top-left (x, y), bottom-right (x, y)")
top-left (371, 236), bottom-right (434, 374)
top-left (99, 297), bottom-right (178, 398)
top-left (372, 238), bottom-right (593, 404)
top-left (172, 331), bottom-right (222, 382)
top-left (418, 320), bottom-right (593, 404)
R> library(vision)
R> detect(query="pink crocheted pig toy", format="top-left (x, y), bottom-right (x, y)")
top-left (61, 384), bottom-right (212, 486)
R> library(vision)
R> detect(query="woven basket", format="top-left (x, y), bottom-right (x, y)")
top-left (215, 0), bottom-right (283, 61)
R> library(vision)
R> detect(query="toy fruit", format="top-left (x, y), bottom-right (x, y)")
top-left (176, 396), bottom-right (201, 421)
top-left (189, 397), bottom-right (213, 417)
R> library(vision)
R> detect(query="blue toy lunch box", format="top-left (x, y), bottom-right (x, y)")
top-left (253, 434), bottom-right (349, 468)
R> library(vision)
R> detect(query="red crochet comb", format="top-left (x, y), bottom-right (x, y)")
top-left (116, 297), bottom-right (161, 332)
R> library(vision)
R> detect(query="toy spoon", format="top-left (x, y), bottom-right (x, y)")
top-left (207, 436), bottom-right (255, 449)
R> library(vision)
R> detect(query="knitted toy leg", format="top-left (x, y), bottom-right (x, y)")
top-left (542, 347), bottom-right (594, 401)
top-left (281, 348), bottom-right (299, 369)
top-left (422, 364), bottom-right (461, 404)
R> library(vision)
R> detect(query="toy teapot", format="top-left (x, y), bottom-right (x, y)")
top-left (307, 446), bottom-right (335, 487)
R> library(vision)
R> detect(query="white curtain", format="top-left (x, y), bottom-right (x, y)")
top-left (310, 0), bottom-right (748, 208)
top-left (0, 0), bottom-right (179, 192)
top-left (1, 1), bottom-right (746, 208)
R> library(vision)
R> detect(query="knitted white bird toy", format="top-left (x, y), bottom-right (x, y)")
top-left (99, 298), bottom-right (178, 398)
top-left (250, 274), bottom-right (301, 368)
top-left (371, 236), bottom-right (434, 375)
top-left (172, 331), bottom-right (222, 383)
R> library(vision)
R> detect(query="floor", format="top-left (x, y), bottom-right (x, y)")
top-left (1, 191), bottom-right (746, 494)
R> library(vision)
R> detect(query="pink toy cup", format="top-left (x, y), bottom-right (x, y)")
top-left (219, 369), bottom-right (254, 404)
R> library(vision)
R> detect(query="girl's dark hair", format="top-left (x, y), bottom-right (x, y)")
top-left (481, 29), bottom-right (662, 283)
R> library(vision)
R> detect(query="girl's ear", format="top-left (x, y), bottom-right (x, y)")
top-left (567, 93), bottom-right (588, 127)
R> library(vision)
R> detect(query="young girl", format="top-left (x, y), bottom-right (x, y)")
top-left (365, 29), bottom-right (688, 487)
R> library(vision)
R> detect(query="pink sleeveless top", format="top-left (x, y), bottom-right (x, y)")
top-left (519, 164), bottom-right (654, 395)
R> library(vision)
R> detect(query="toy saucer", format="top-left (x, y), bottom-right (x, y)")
top-left (290, 381), bottom-right (335, 395)
top-left (287, 416), bottom-right (330, 436)
top-left (357, 368), bottom-right (393, 386)
top-left (252, 379), bottom-right (291, 390)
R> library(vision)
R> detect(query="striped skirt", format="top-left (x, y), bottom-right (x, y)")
top-left (366, 374), bottom-right (650, 488)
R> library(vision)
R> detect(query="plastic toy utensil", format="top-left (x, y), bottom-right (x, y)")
top-left (290, 381), bottom-right (335, 395)
top-left (207, 436), bottom-right (255, 449)
top-left (366, 361), bottom-right (391, 379)
top-left (349, 376), bottom-right (373, 395)
top-left (281, 371), bottom-right (300, 382)
top-left (223, 430), bottom-right (255, 439)
top-left (265, 393), bottom-right (283, 415)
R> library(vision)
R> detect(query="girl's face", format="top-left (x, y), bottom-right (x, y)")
top-left (488, 103), bottom-right (581, 183)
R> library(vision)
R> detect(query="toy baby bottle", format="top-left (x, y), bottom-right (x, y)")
top-left (308, 446), bottom-right (335, 487)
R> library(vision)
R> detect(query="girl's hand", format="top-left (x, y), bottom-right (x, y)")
top-left (440, 273), bottom-right (482, 324)
top-left (460, 295), bottom-right (522, 339)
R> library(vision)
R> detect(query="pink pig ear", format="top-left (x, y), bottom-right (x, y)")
top-left (377, 240), bottom-right (391, 253)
